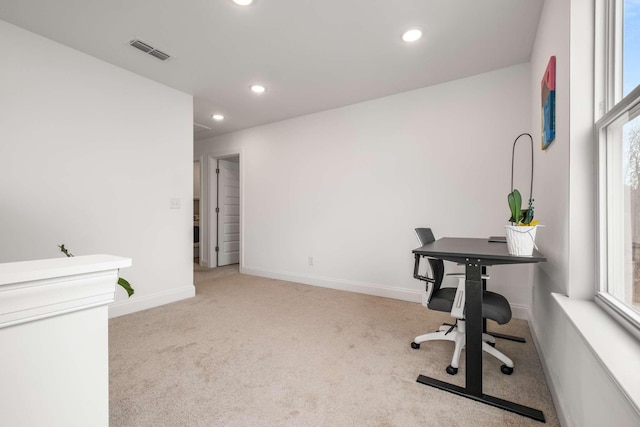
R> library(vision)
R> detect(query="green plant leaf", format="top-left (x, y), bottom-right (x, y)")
top-left (58, 244), bottom-right (74, 258)
top-left (507, 189), bottom-right (522, 224)
top-left (117, 277), bottom-right (135, 298)
top-left (522, 197), bottom-right (535, 225)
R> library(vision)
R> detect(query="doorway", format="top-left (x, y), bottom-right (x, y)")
top-left (203, 152), bottom-right (241, 269)
top-left (215, 156), bottom-right (240, 266)
top-left (193, 160), bottom-right (201, 264)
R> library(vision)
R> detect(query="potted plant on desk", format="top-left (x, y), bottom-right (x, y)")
top-left (505, 189), bottom-right (540, 256)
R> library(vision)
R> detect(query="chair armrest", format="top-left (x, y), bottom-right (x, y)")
top-left (414, 254), bottom-right (436, 307)
top-left (451, 277), bottom-right (465, 319)
top-left (413, 254), bottom-right (435, 283)
top-left (446, 273), bottom-right (490, 279)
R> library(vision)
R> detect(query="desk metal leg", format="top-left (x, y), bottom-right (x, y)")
top-left (416, 375), bottom-right (546, 422)
top-left (416, 260), bottom-right (545, 423)
top-left (488, 331), bottom-right (526, 343)
top-left (465, 261), bottom-right (484, 396)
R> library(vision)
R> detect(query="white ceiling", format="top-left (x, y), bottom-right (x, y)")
top-left (0, 0), bottom-right (543, 140)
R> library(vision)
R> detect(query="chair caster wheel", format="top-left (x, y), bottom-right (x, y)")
top-left (501, 365), bottom-right (514, 375)
top-left (446, 365), bottom-right (458, 375)
top-left (410, 342), bottom-right (420, 349)
top-left (487, 342), bottom-right (496, 347)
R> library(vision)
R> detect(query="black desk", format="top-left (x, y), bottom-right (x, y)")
top-left (413, 237), bottom-right (546, 422)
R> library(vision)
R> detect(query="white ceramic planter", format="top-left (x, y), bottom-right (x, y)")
top-left (505, 224), bottom-right (538, 256)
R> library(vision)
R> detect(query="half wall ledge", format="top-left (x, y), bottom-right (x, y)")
top-left (0, 254), bottom-right (131, 427)
top-left (0, 254), bottom-right (132, 328)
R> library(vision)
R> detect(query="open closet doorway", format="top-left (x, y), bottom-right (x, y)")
top-left (211, 155), bottom-right (240, 267)
top-left (193, 160), bottom-right (201, 265)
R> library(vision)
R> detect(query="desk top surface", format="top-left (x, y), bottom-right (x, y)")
top-left (413, 237), bottom-right (546, 265)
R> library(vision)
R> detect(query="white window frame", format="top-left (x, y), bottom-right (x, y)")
top-left (595, 90), bottom-right (640, 336)
top-left (595, 0), bottom-right (640, 340)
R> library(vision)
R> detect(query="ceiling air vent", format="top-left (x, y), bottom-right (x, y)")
top-left (129, 38), bottom-right (171, 61)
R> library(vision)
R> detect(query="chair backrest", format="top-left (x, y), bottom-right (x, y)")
top-left (415, 228), bottom-right (435, 246)
top-left (414, 228), bottom-right (445, 295)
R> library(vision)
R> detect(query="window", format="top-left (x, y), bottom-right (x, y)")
top-left (623, 0), bottom-right (640, 97)
top-left (596, 0), bottom-right (640, 336)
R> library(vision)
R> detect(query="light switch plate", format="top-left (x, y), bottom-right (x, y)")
top-left (170, 198), bottom-right (181, 209)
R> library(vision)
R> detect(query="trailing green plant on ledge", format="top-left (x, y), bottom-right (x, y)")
top-left (58, 244), bottom-right (134, 297)
top-left (507, 189), bottom-right (539, 226)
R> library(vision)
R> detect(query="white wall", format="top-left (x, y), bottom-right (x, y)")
top-left (0, 20), bottom-right (195, 316)
top-left (529, 0), bottom-right (571, 347)
top-left (529, 0), bottom-right (640, 426)
top-left (196, 63), bottom-right (533, 317)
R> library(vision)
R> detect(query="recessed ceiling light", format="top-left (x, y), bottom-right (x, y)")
top-left (232, 0), bottom-right (253, 5)
top-left (212, 114), bottom-right (224, 121)
top-left (250, 84), bottom-right (266, 94)
top-left (402, 28), bottom-right (423, 43)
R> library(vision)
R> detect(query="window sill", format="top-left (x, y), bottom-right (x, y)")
top-left (552, 293), bottom-right (640, 414)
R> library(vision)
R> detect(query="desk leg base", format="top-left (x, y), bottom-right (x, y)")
top-left (488, 332), bottom-right (526, 343)
top-left (417, 375), bottom-right (545, 423)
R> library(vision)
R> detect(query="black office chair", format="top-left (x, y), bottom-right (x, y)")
top-left (411, 228), bottom-right (514, 375)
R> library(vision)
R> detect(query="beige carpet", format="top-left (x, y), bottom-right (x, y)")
top-left (109, 266), bottom-right (559, 426)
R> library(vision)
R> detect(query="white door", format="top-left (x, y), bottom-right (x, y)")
top-left (217, 159), bottom-right (240, 266)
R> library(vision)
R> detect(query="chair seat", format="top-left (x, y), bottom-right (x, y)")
top-left (428, 288), bottom-right (512, 325)
top-left (428, 287), bottom-right (457, 312)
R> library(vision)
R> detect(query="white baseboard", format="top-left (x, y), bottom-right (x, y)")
top-left (527, 308), bottom-right (572, 427)
top-left (108, 285), bottom-right (196, 318)
top-left (241, 266), bottom-right (530, 320)
top-left (242, 266), bottom-right (423, 303)
top-left (510, 304), bottom-right (529, 320)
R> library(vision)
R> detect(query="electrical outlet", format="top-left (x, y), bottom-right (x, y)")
top-left (170, 198), bottom-right (181, 209)
top-left (422, 292), bottom-right (429, 308)
top-left (308, 256), bottom-right (314, 266)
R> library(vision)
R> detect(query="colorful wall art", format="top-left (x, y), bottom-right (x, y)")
top-left (541, 56), bottom-right (556, 150)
